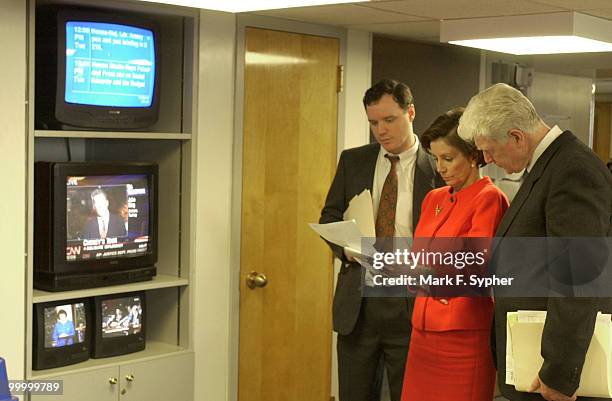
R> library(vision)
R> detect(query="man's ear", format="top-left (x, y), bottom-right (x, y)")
top-left (406, 104), bottom-right (415, 122)
top-left (508, 129), bottom-right (525, 145)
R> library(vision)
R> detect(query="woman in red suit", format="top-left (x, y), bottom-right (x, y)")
top-left (400, 108), bottom-right (509, 401)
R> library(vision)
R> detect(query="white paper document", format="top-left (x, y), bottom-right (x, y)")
top-left (311, 191), bottom-right (379, 284)
top-left (308, 220), bottom-right (375, 258)
top-left (507, 310), bottom-right (612, 397)
top-left (343, 189), bottom-right (375, 237)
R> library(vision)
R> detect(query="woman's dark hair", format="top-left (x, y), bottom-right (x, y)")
top-left (57, 309), bottom-right (67, 317)
top-left (363, 78), bottom-right (413, 111)
top-left (421, 107), bottom-right (485, 167)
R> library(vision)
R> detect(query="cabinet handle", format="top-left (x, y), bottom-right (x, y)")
top-left (125, 374), bottom-right (135, 382)
top-left (109, 377), bottom-right (118, 385)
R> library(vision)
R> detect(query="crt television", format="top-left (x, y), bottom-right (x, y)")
top-left (35, 6), bottom-right (161, 130)
top-left (33, 298), bottom-right (92, 370)
top-left (93, 292), bottom-right (146, 358)
top-left (34, 162), bottom-right (158, 291)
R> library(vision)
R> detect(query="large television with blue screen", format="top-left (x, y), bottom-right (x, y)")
top-left (32, 298), bottom-right (92, 370)
top-left (36, 6), bottom-right (160, 130)
top-left (34, 162), bottom-right (158, 291)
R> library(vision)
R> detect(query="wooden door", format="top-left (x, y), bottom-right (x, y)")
top-left (238, 27), bottom-right (339, 401)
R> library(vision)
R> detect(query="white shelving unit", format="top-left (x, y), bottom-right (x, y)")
top-left (26, 1), bottom-right (199, 400)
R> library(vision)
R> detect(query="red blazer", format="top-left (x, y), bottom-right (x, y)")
top-left (411, 177), bottom-right (509, 331)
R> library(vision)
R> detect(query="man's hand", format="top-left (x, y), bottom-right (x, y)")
top-left (343, 248), bottom-right (356, 262)
top-left (528, 375), bottom-right (577, 401)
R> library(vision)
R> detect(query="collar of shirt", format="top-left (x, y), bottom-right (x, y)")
top-left (376, 134), bottom-right (420, 169)
top-left (526, 125), bottom-right (563, 173)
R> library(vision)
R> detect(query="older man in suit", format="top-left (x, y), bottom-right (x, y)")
top-left (458, 83), bottom-right (612, 401)
top-left (320, 79), bottom-right (441, 401)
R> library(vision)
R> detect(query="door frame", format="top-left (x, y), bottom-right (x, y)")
top-left (230, 14), bottom-right (348, 401)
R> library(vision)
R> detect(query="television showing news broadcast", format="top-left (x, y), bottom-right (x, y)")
top-left (101, 295), bottom-right (143, 338)
top-left (44, 302), bottom-right (87, 349)
top-left (64, 21), bottom-right (156, 108)
top-left (66, 174), bottom-right (150, 262)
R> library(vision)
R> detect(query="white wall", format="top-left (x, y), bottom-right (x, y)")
top-left (529, 72), bottom-right (594, 145)
top-left (193, 9), bottom-right (236, 401)
top-left (342, 30), bottom-right (372, 150)
top-left (0, 0), bottom-right (26, 384)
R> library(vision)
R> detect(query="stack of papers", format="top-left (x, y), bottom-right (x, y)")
top-left (309, 189), bottom-right (376, 258)
top-left (507, 310), bottom-right (612, 397)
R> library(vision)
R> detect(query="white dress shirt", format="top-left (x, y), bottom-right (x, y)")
top-left (526, 125), bottom-right (563, 173)
top-left (372, 134), bottom-right (419, 238)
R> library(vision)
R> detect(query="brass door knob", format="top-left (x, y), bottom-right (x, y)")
top-left (125, 374), bottom-right (135, 382)
top-left (246, 271), bottom-right (268, 289)
top-left (109, 377), bottom-right (118, 385)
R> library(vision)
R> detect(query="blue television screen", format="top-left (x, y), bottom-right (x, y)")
top-left (64, 21), bottom-right (156, 108)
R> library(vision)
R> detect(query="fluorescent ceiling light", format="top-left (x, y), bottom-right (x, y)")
top-left (134, 0), bottom-right (366, 13)
top-left (451, 36), bottom-right (612, 55)
top-left (441, 12), bottom-right (612, 55)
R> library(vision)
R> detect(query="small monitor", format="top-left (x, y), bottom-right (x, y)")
top-left (33, 299), bottom-right (91, 370)
top-left (93, 292), bottom-right (145, 358)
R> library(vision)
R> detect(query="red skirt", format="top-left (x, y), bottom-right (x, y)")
top-left (401, 328), bottom-right (495, 401)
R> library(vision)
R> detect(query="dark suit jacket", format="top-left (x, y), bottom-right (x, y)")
top-left (83, 213), bottom-right (127, 239)
top-left (319, 142), bottom-right (441, 335)
top-left (492, 131), bottom-right (612, 400)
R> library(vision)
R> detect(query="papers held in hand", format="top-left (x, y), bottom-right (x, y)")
top-left (308, 220), bottom-right (375, 259)
top-left (507, 310), bottom-right (612, 398)
top-left (343, 189), bottom-right (375, 238)
top-left (309, 189), bottom-right (376, 259)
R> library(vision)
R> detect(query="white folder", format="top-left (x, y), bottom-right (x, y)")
top-left (507, 310), bottom-right (612, 398)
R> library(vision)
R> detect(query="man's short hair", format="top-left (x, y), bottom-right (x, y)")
top-left (90, 188), bottom-right (108, 201)
top-left (458, 83), bottom-right (542, 142)
top-left (363, 78), bottom-right (413, 111)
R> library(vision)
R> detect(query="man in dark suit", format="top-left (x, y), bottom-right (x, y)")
top-left (458, 83), bottom-right (612, 401)
top-left (82, 188), bottom-right (127, 239)
top-left (320, 79), bottom-right (441, 401)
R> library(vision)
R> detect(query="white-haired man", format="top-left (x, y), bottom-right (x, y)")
top-left (458, 83), bottom-right (612, 401)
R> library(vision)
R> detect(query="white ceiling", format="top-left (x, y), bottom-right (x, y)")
top-left (252, 0), bottom-right (612, 43)
top-left (250, 0), bottom-right (612, 83)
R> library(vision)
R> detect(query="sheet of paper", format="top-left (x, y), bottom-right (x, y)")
top-left (343, 189), bottom-right (375, 238)
top-left (309, 221), bottom-right (375, 257)
top-left (508, 311), bottom-right (612, 397)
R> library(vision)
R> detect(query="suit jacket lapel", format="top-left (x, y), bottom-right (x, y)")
top-left (357, 143), bottom-right (379, 194)
top-left (496, 131), bottom-right (572, 236)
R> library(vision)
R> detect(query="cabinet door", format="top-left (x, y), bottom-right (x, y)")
top-left (30, 367), bottom-right (118, 401)
top-left (120, 352), bottom-right (194, 401)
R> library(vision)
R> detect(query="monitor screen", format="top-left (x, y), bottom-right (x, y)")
top-left (100, 295), bottom-right (143, 338)
top-left (66, 174), bottom-right (151, 262)
top-left (44, 303), bottom-right (87, 349)
top-left (64, 21), bottom-right (156, 108)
